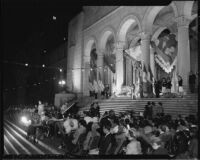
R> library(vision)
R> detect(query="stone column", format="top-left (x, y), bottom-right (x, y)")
top-left (176, 16), bottom-right (191, 92)
top-left (115, 41), bottom-right (125, 94)
top-left (83, 56), bottom-right (90, 96)
top-left (126, 57), bottom-right (132, 86)
top-left (97, 51), bottom-right (104, 82)
top-left (150, 46), bottom-right (156, 80)
top-left (140, 32), bottom-right (151, 69)
top-left (140, 32), bottom-right (151, 97)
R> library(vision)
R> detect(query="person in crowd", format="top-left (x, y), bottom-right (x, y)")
top-left (26, 109), bottom-right (41, 143)
top-left (161, 78), bottom-right (167, 95)
top-left (166, 77), bottom-right (172, 95)
top-left (61, 102), bottom-right (68, 115)
top-left (131, 84), bottom-right (136, 100)
top-left (189, 71), bottom-right (196, 93)
top-left (58, 116), bottom-right (79, 150)
top-left (178, 75), bottom-right (184, 98)
top-left (151, 136), bottom-right (169, 155)
top-left (72, 119), bottom-right (87, 145)
top-left (173, 130), bottom-right (191, 159)
top-left (104, 84), bottom-right (110, 99)
top-left (89, 103), bottom-right (96, 117)
top-left (94, 102), bottom-right (100, 117)
top-left (83, 122), bottom-right (100, 155)
top-left (125, 137), bottom-right (142, 155)
top-left (158, 125), bottom-right (172, 147)
top-left (136, 125), bottom-right (154, 154)
top-left (39, 111), bottom-right (50, 139)
top-left (99, 119), bottom-right (112, 155)
top-left (151, 102), bottom-right (157, 119)
top-left (38, 100), bottom-right (44, 116)
top-left (144, 102), bottom-right (152, 120)
top-left (82, 111), bottom-right (92, 125)
top-left (188, 126), bottom-right (198, 159)
top-left (110, 119), bottom-right (127, 155)
top-left (135, 80), bottom-right (140, 99)
top-left (156, 102), bottom-right (164, 117)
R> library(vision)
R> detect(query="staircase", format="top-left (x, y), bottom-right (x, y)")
top-left (79, 93), bottom-right (198, 119)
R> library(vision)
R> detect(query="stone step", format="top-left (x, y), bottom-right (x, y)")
top-left (78, 94), bottom-right (198, 118)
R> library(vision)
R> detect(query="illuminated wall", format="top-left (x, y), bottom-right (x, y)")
top-left (67, 12), bottom-right (84, 94)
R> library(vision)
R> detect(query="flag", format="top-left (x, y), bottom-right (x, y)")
top-left (98, 72), bottom-right (104, 91)
top-left (88, 75), bottom-right (94, 91)
top-left (93, 80), bottom-right (99, 92)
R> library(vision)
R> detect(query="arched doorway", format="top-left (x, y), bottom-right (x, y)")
top-left (117, 14), bottom-right (141, 94)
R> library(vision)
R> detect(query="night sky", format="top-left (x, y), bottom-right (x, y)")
top-left (2, 0), bottom-right (82, 61)
top-left (2, 0), bottom-right (82, 90)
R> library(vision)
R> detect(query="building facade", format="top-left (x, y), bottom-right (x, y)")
top-left (66, 2), bottom-right (198, 97)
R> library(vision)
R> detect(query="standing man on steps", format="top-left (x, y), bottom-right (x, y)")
top-left (189, 71), bottom-right (196, 93)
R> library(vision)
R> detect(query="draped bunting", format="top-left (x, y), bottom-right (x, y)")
top-left (124, 33), bottom-right (178, 74)
top-left (103, 54), bottom-right (116, 73)
top-left (153, 33), bottom-right (177, 73)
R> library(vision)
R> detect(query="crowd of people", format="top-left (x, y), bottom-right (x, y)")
top-left (4, 100), bottom-right (198, 159)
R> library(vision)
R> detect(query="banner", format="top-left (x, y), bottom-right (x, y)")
top-left (153, 33), bottom-right (177, 73)
top-left (88, 75), bottom-right (94, 91)
top-left (98, 72), bottom-right (104, 91)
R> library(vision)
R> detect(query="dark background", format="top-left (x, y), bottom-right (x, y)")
top-left (2, 0), bottom-right (82, 107)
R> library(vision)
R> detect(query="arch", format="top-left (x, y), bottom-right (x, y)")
top-left (84, 36), bottom-right (97, 60)
top-left (170, 2), bottom-right (178, 18)
top-left (117, 14), bottom-right (141, 42)
top-left (151, 27), bottom-right (167, 41)
top-left (99, 26), bottom-right (116, 52)
top-left (142, 3), bottom-right (178, 33)
top-left (184, 1), bottom-right (195, 17)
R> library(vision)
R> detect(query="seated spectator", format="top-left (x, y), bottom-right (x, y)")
top-left (174, 130), bottom-right (191, 159)
top-left (83, 111), bottom-right (93, 124)
top-left (151, 136), bottom-right (168, 155)
top-left (158, 125), bottom-right (172, 147)
top-left (72, 119), bottom-right (87, 145)
top-left (188, 126), bottom-right (198, 159)
top-left (125, 130), bottom-right (142, 155)
top-left (58, 116), bottom-right (78, 149)
top-left (83, 122), bottom-right (100, 155)
top-left (99, 119), bottom-right (112, 155)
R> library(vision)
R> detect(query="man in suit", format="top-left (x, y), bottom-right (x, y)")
top-left (99, 119), bottom-right (112, 155)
